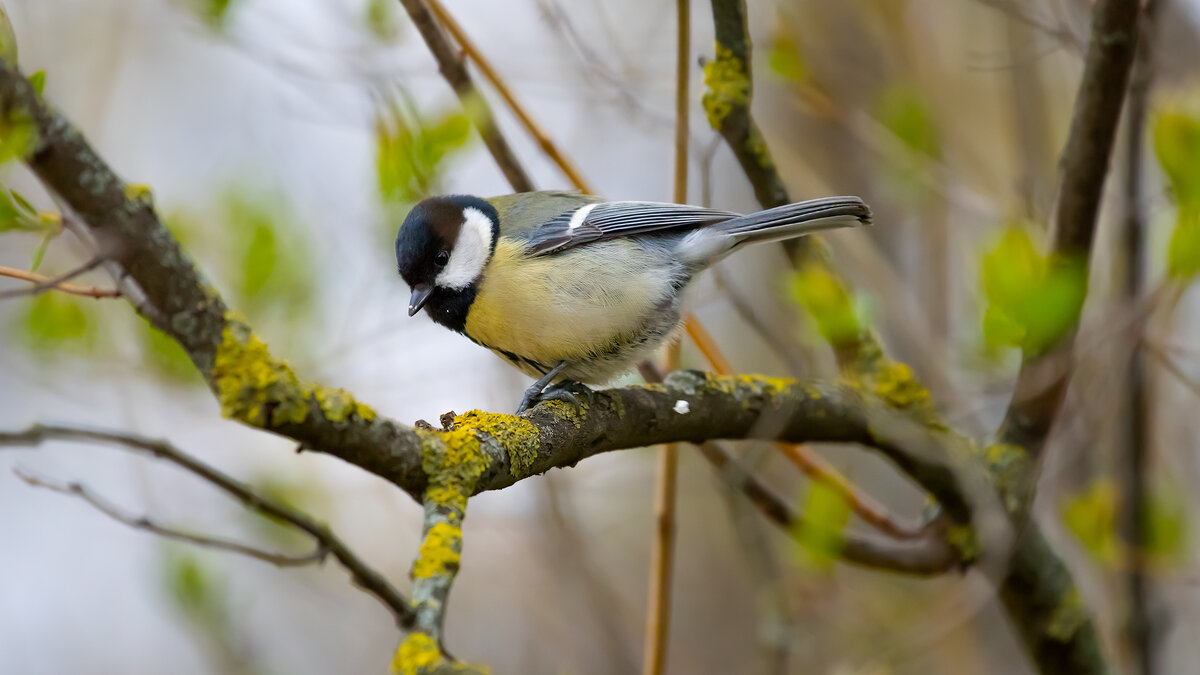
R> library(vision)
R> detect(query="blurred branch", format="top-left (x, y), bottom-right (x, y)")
top-left (0, 423), bottom-right (417, 629)
top-left (643, 18), bottom-right (690, 662)
top-left (393, 0), bottom-right (534, 192)
top-left (1146, 342), bottom-right (1200, 399)
top-left (637, 362), bottom-right (960, 576)
top-left (696, 438), bottom-right (958, 575)
top-left (425, 0), bottom-right (592, 193)
top-left (979, 0), bottom-right (1085, 52)
top-left (13, 466), bottom-right (326, 567)
top-left (0, 262), bottom-right (120, 299)
top-left (1119, 4), bottom-right (1162, 673)
top-left (682, 318), bottom-right (925, 540)
top-left (998, 0), bottom-right (1142, 455)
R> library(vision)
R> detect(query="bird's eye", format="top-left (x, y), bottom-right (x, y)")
top-left (435, 250), bottom-right (450, 267)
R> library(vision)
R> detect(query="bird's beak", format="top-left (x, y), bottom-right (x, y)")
top-left (408, 285), bottom-right (433, 317)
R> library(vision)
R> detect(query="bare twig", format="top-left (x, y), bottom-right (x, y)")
top-left (0, 258), bottom-right (112, 300)
top-left (0, 424), bottom-right (416, 629)
top-left (14, 466), bottom-right (326, 567)
top-left (0, 263), bottom-right (120, 299)
top-left (1146, 343), bottom-right (1200, 399)
top-left (393, 0), bottom-right (534, 192)
top-left (978, 0), bottom-right (1085, 52)
top-left (425, 0), bottom-right (592, 193)
top-left (643, 13), bottom-right (690, 669)
top-left (1120, 4), bottom-right (1162, 672)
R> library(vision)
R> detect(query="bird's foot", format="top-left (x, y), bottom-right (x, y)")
top-left (516, 379), bottom-right (594, 414)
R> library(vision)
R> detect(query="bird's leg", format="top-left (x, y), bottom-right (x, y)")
top-left (516, 361), bottom-right (569, 414)
top-left (541, 380), bottom-right (595, 409)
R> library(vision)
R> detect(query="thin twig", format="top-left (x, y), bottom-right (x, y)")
top-left (425, 0), bottom-right (593, 193)
top-left (1146, 343), bottom-right (1200, 399)
top-left (1120, 3), bottom-right (1162, 672)
top-left (393, 0), bottom-right (534, 192)
top-left (0, 263), bottom-right (120, 299)
top-left (0, 258), bottom-right (113, 300)
top-left (977, 0), bottom-right (1085, 52)
top-left (0, 424), bottom-right (416, 629)
top-left (14, 466), bottom-right (326, 567)
top-left (643, 10), bottom-right (689, 670)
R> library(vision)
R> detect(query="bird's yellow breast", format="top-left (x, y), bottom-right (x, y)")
top-left (464, 238), bottom-right (676, 373)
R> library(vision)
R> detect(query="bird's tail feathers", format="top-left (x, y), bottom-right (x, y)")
top-left (718, 196), bottom-right (871, 248)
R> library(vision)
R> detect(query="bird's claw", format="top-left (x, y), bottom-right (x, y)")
top-left (515, 380), bottom-right (594, 414)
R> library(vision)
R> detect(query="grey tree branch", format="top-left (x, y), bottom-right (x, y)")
top-left (392, 0), bottom-right (534, 192)
top-left (0, 424), bottom-right (417, 629)
top-left (13, 466), bottom-right (327, 567)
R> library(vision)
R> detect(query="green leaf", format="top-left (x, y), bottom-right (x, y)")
top-left (0, 103), bottom-right (38, 164)
top-left (1167, 208), bottom-right (1200, 279)
top-left (877, 83), bottom-right (940, 158)
top-left (366, 0), bottom-right (399, 41)
top-left (0, 185), bottom-right (21, 231)
top-left (790, 265), bottom-right (862, 346)
top-left (767, 36), bottom-right (806, 83)
top-left (28, 70), bottom-right (45, 95)
top-left (790, 479), bottom-right (851, 571)
top-left (1060, 479), bottom-right (1120, 566)
top-left (140, 321), bottom-right (200, 384)
top-left (1154, 109), bottom-right (1200, 208)
top-left (162, 550), bottom-right (226, 627)
top-left (220, 191), bottom-right (313, 314)
top-left (375, 104), bottom-right (472, 209)
top-left (0, 6), bottom-right (17, 65)
top-left (17, 292), bottom-right (94, 351)
top-left (1143, 487), bottom-right (1189, 563)
top-left (979, 227), bottom-right (1086, 353)
top-left (188, 0), bottom-right (237, 30)
top-left (29, 230), bottom-right (52, 271)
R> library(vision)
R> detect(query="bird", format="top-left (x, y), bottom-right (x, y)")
top-left (395, 190), bottom-right (871, 413)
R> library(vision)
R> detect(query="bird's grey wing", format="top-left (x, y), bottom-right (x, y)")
top-left (524, 201), bottom-right (740, 256)
top-left (486, 191), bottom-right (603, 239)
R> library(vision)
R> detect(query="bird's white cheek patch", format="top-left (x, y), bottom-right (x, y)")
top-left (437, 207), bottom-right (494, 290)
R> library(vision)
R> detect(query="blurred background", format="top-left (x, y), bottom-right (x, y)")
top-left (2, 0), bottom-right (1200, 673)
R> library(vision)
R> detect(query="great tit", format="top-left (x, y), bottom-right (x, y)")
top-left (395, 191), bottom-right (871, 412)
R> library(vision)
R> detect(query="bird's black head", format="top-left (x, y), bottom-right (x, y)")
top-left (395, 195), bottom-right (499, 332)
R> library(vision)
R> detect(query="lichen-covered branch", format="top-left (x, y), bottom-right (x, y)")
top-left (699, 2), bottom-right (1118, 673)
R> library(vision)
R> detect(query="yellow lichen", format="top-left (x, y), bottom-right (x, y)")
top-left (946, 524), bottom-right (979, 563)
top-left (123, 183), bottom-right (153, 206)
top-left (391, 632), bottom-right (441, 675)
top-left (212, 319), bottom-right (310, 427)
top-left (544, 399), bottom-right (583, 429)
top-left (702, 45), bottom-right (750, 129)
top-left (454, 410), bottom-right (539, 479)
top-left (314, 385), bottom-right (377, 423)
top-left (709, 373), bottom-right (796, 401)
top-left (419, 422), bottom-right (489, 512)
top-left (412, 522), bottom-right (462, 579)
top-left (1046, 587), bottom-right (1086, 642)
top-left (983, 443), bottom-right (1033, 512)
top-left (872, 362), bottom-right (930, 409)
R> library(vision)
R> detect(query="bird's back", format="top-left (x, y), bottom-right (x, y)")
top-left (485, 191), bottom-right (603, 240)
